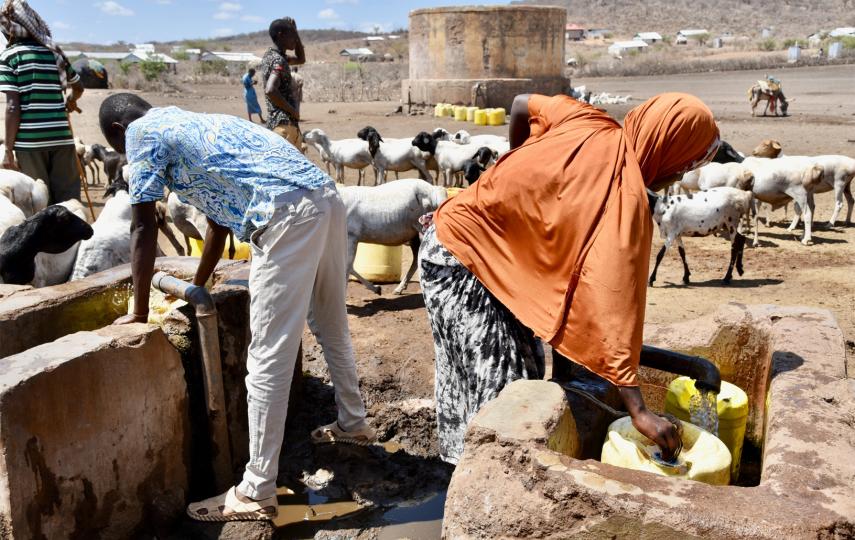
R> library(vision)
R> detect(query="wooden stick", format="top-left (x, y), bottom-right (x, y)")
top-left (66, 108), bottom-right (97, 222)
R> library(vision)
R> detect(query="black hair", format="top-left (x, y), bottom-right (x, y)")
top-left (269, 18), bottom-right (296, 42)
top-left (98, 93), bottom-right (153, 139)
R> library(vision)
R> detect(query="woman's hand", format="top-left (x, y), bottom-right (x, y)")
top-left (114, 313), bottom-right (148, 325)
top-left (631, 409), bottom-right (681, 461)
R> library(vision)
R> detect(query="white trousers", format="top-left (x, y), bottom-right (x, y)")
top-left (237, 185), bottom-right (367, 500)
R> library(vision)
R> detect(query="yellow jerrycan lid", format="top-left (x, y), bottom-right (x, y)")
top-left (601, 416), bottom-right (731, 485)
top-left (666, 377), bottom-right (749, 422)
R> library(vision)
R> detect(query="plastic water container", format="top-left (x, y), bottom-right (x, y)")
top-left (466, 106), bottom-right (478, 122)
top-left (446, 187), bottom-right (465, 198)
top-left (473, 109), bottom-right (488, 126)
top-left (434, 103), bottom-right (446, 117)
top-left (189, 236), bottom-right (251, 261)
top-left (665, 377), bottom-right (749, 479)
top-left (352, 243), bottom-right (401, 283)
top-left (488, 108), bottom-right (507, 126)
top-left (601, 416), bottom-right (731, 485)
top-left (454, 106), bottom-right (468, 121)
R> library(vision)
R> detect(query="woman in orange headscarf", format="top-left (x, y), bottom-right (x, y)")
top-left (419, 92), bottom-right (720, 464)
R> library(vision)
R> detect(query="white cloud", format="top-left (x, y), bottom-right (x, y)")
top-left (213, 11), bottom-right (233, 19)
top-left (212, 28), bottom-right (234, 37)
top-left (327, 0), bottom-right (358, 3)
top-left (95, 1), bottom-right (134, 16)
top-left (240, 15), bottom-right (264, 23)
top-left (219, 2), bottom-right (242, 11)
top-left (155, 0), bottom-right (172, 4)
top-left (53, 21), bottom-right (70, 29)
top-left (318, 8), bottom-right (339, 20)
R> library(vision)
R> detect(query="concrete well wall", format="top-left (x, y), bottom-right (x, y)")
top-left (403, 5), bottom-right (569, 109)
top-left (444, 304), bottom-right (855, 539)
top-left (0, 324), bottom-right (189, 539)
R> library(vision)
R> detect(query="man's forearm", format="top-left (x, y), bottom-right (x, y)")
top-left (193, 219), bottom-right (229, 287)
top-left (129, 204), bottom-right (160, 318)
top-left (288, 38), bottom-right (306, 66)
top-left (5, 93), bottom-right (21, 149)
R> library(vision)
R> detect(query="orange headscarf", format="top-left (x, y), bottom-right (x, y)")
top-left (624, 92), bottom-right (720, 184)
top-left (434, 93), bottom-right (718, 386)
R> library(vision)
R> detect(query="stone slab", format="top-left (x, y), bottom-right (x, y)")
top-left (0, 324), bottom-right (190, 539)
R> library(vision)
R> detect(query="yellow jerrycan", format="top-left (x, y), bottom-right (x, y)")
top-left (466, 106), bottom-right (479, 122)
top-left (665, 377), bottom-right (749, 479)
top-left (487, 107), bottom-right (507, 126)
top-left (189, 235), bottom-right (251, 261)
top-left (454, 106), bottom-right (467, 121)
top-left (352, 243), bottom-right (402, 283)
top-left (601, 416), bottom-right (731, 486)
top-left (473, 109), bottom-right (488, 126)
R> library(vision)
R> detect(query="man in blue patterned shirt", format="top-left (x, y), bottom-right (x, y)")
top-left (99, 93), bottom-right (375, 522)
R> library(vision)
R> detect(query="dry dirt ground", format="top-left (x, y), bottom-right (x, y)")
top-left (9, 64), bottom-right (853, 538)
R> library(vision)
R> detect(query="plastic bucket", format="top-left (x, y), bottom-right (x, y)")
top-left (352, 243), bottom-right (402, 283)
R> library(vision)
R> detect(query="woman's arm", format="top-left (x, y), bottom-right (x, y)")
top-left (619, 386), bottom-right (682, 461)
top-left (509, 93), bottom-right (532, 150)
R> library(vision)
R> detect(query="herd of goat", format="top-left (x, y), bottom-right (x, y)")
top-left (0, 123), bottom-right (853, 296)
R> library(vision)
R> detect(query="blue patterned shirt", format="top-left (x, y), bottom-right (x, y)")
top-left (126, 106), bottom-right (331, 240)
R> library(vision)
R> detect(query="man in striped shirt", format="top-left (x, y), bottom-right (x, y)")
top-left (0, 36), bottom-right (84, 203)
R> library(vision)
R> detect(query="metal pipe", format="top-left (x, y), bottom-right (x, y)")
top-left (152, 271), bottom-right (232, 491)
top-left (640, 345), bottom-right (721, 394)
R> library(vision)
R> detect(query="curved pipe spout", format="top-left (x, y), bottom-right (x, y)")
top-left (152, 271), bottom-right (232, 492)
top-left (640, 345), bottom-right (721, 394)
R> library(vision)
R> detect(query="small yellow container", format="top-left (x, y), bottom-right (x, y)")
top-left (446, 187), bottom-right (465, 198)
top-left (665, 377), bottom-right (749, 480)
top-left (189, 236), bottom-right (251, 261)
top-left (487, 107), bottom-right (507, 126)
top-left (352, 243), bottom-right (401, 283)
top-left (473, 109), bottom-right (488, 126)
top-left (434, 103), bottom-right (446, 117)
top-left (466, 106), bottom-right (479, 122)
top-left (601, 416), bottom-right (731, 486)
top-left (454, 106), bottom-right (467, 121)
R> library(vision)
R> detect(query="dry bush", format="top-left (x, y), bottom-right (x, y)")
top-left (301, 62), bottom-right (407, 102)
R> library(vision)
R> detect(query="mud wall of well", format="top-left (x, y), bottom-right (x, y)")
top-left (403, 5), bottom-right (569, 108)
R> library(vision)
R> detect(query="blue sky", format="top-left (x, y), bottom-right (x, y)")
top-left (30, 0), bottom-right (509, 44)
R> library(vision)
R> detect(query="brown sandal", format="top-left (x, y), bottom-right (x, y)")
top-left (186, 486), bottom-right (277, 522)
top-left (311, 421), bottom-right (377, 446)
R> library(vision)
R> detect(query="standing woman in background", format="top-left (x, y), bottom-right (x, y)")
top-left (242, 67), bottom-right (265, 124)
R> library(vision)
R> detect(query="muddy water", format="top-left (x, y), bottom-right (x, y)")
top-left (377, 491), bottom-right (446, 540)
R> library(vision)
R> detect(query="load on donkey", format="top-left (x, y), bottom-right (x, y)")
top-left (749, 75), bottom-right (790, 117)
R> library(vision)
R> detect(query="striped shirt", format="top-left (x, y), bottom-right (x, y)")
top-left (0, 39), bottom-right (80, 150)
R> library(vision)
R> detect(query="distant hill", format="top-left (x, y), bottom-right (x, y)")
top-left (60, 28), bottom-right (395, 55)
top-left (512, 0), bottom-right (855, 38)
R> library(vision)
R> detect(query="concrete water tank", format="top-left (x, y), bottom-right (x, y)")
top-left (403, 5), bottom-right (568, 109)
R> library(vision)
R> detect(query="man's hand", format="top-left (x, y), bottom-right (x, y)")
top-left (113, 313), bottom-right (148, 325)
top-left (66, 95), bottom-right (80, 113)
top-left (2, 148), bottom-right (18, 170)
top-left (631, 409), bottom-right (682, 461)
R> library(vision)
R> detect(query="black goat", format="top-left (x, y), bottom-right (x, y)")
top-left (91, 144), bottom-right (128, 186)
top-left (461, 160), bottom-right (485, 185)
top-left (0, 205), bottom-right (93, 284)
top-left (713, 141), bottom-right (744, 164)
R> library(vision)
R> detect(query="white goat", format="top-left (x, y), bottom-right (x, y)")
top-left (801, 155), bottom-right (855, 227)
top-left (339, 179), bottom-right (447, 295)
top-left (648, 187), bottom-right (753, 286)
top-left (411, 132), bottom-right (496, 187)
top-left (676, 162), bottom-right (754, 194)
top-left (71, 185), bottom-right (133, 280)
top-left (370, 138), bottom-right (433, 184)
top-left (451, 130), bottom-right (511, 158)
top-left (0, 193), bottom-right (25, 238)
top-left (303, 129), bottom-right (373, 185)
top-left (32, 200), bottom-right (92, 287)
top-left (741, 156), bottom-right (824, 246)
top-left (0, 170), bottom-right (49, 217)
